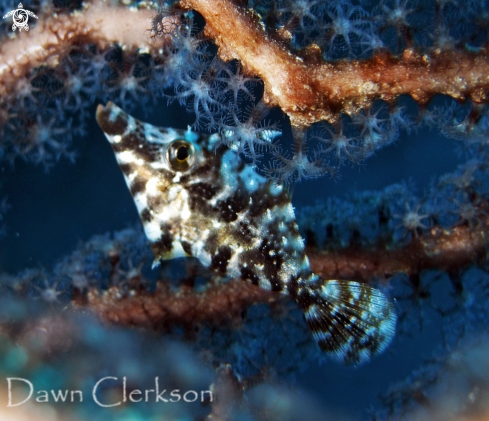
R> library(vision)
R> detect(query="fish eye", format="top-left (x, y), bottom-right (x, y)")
top-left (167, 140), bottom-right (196, 171)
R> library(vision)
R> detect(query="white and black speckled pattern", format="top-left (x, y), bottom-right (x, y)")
top-left (96, 102), bottom-right (397, 365)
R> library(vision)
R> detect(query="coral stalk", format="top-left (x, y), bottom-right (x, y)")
top-left (75, 280), bottom-right (279, 331)
top-left (73, 204), bottom-right (489, 331)
top-left (3, 0), bottom-right (488, 129)
top-left (309, 207), bottom-right (489, 283)
top-left (182, 0), bottom-right (489, 127)
top-left (0, 1), bottom-right (159, 98)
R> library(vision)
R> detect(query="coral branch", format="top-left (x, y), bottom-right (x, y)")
top-left (2, 0), bottom-right (488, 138)
top-left (74, 279), bottom-right (280, 331)
top-left (0, 1), bottom-right (162, 98)
top-left (182, 0), bottom-right (489, 127)
top-left (68, 199), bottom-right (489, 331)
top-left (309, 205), bottom-right (489, 283)
top-left (72, 206), bottom-right (489, 332)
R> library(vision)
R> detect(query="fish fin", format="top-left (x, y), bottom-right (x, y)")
top-left (302, 279), bottom-right (396, 365)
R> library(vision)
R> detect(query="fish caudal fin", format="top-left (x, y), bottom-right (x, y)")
top-left (301, 279), bottom-right (396, 365)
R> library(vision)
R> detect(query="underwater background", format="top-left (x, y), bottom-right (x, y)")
top-left (1, 0), bottom-right (489, 419)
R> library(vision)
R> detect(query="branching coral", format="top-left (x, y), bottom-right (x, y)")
top-left (182, 0), bottom-right (489, 127)
top-left (1, 0), bottom-right (489, 419)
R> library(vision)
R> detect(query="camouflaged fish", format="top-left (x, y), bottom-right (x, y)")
top-left (96, 102), bottom-right (396, 365)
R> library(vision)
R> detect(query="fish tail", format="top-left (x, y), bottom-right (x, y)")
top-left (298, 277), bottom-right (396, 365)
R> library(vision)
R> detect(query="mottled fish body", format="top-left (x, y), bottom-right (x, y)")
top-left (96, 102), bottom-right (396, 365)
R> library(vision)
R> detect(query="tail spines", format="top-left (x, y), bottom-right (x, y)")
top-left (301, 279), bottom-right (396, 365)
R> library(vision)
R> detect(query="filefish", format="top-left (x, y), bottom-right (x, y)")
top-left (96, 102), bottom-right (396, 365)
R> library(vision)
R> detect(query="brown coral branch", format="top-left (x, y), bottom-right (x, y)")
top-left (181, 0), bottom-right (489, 127)
top-left (3, 0), bottom-right (488, 130)
top-left (74, 206), bottom-right (489, 329)
top-left (74, 279), bottom-right (281, 332)
top-left (308, 210), bottom-right (489, 283)
top-left (76, 214), bottom-right (489, 330)
top-left (0, 1), bottom-right (166, 99)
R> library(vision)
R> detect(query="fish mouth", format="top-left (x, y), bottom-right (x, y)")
top-left (96, 102), bottom-right (128, 136)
